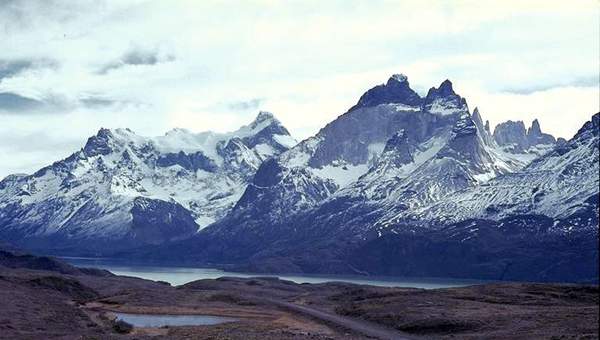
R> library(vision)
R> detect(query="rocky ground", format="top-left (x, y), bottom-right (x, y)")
top-left (0, 251), bottom-right (598, 339)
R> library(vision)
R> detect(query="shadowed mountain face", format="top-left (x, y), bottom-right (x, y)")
top-left (204, 75), bottom-right (566, 238)
top-left (119, 76), bottom-right (596, 283)
top-left (1, 74), bottom-right (597, 283)
top-left (187, 111), bottom-right (596, 282)
top-left (349, 73), bottom-right (423, 111)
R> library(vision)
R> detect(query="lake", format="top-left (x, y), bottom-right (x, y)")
top-left (114, 312), bottom-right (236, 327)
top-left (63, 257), bottom-right (487, 289)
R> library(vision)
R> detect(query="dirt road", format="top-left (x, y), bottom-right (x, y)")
top-left (262, 297), bottom-right (416, 340)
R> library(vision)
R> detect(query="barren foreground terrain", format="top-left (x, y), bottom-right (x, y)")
top-left (0, 251), bottom-right (598, 339)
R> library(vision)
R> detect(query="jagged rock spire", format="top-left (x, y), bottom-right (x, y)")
top-left (471, 107), bottom-right (494, 146)
top-left (472, 107), bottom-right (484, 127)
top-left (528, 119), bottom-right (542, 136)
top-left (493, 118), bottom-right (556, 151)
top-left (422, 79), bottom-right (468, 115)
top-left (428, 79), bottom-right (455, 97)
top-left (438, 113), bottom-right (493, 172)
top-left (526, 118), bottom-right (555, 145)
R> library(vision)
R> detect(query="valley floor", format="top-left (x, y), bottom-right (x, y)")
top-left (0, 255), bottom-right (598, 339)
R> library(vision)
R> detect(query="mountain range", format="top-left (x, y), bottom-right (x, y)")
top-left (0, 74), bottom-right (597, 283)
top-left (0, 112), bottom-right (295, 250)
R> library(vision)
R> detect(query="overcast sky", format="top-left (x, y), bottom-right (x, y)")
top-left (0, 0), bottom-right (598, 177)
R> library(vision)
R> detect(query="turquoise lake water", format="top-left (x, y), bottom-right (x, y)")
top-left (114, 312), bottom-right (236, 327)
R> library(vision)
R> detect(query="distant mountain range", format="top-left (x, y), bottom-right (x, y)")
top-left (1, 74), bottom-right (597, 283)
top-left (0, 112), bottom-right (295, 250)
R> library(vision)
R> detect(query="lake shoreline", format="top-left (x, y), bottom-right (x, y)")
top-left (2, 249), bottom-right (598, 339)
top-left (61, 256), bottom-right (492, 289)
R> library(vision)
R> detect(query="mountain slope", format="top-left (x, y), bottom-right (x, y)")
top-left (206, 113), bottom-right (597, 282)
top-left (162, 76), bottom-right (596, 282)
top-left (398, 113), bottom-right (599, 228)
top-left (3, 73), bottom-right (596, 283)
top-left (0, 112), bottom-right (295, 252)
top-left (208, 75), bottom-right (555, 241)
top-left (214, 75), bottom-right (445, 230)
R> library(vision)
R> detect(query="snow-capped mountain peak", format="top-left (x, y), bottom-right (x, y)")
top-left (406, 112), bottom-right (599, 229)
top-left (208, 74), bottom-right (573, 251)
top-left (82, 127), bottom-right (116, 156)
top-left (164, 127), bottom-right (192, 136)
top-left (2, 73), bottom-right (593, 285)
top-left (253, 110), bottom-right (277, 123)
top-left (0, 112), bottom-right (297, 251)
top-left (390, 73), bottom-right (409, 83)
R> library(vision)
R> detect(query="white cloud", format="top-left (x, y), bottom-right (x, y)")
top-left (0, 0), bottom-right (597, 177)
top-left (460, 86), bottom-right (598, 139)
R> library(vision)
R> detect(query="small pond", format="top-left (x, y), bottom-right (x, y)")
top-left (114, 312), bottom-right (237, 327)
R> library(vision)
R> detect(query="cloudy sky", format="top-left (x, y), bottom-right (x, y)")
top-left (0, 0), bottom-right (598, 177)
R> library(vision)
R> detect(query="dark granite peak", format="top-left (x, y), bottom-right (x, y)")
top-left (472, 107), bottom-right (484, 128)
top-left (82, 128), bottom-right (114, 157)
top-left (438, 79), bottom-right (454, 95)
top-left (422, 79), bottom-right (468, 115)
top-left (349, 74), bottom-right (422, 111)
top-left (493, 118), bottom-right (556, 151)
top-left (528, 119), bottom-right (542, 136)
top-left (527, 119), bottom-right (555, 145)
top-left (425, 79), bottom-right (458, 100)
